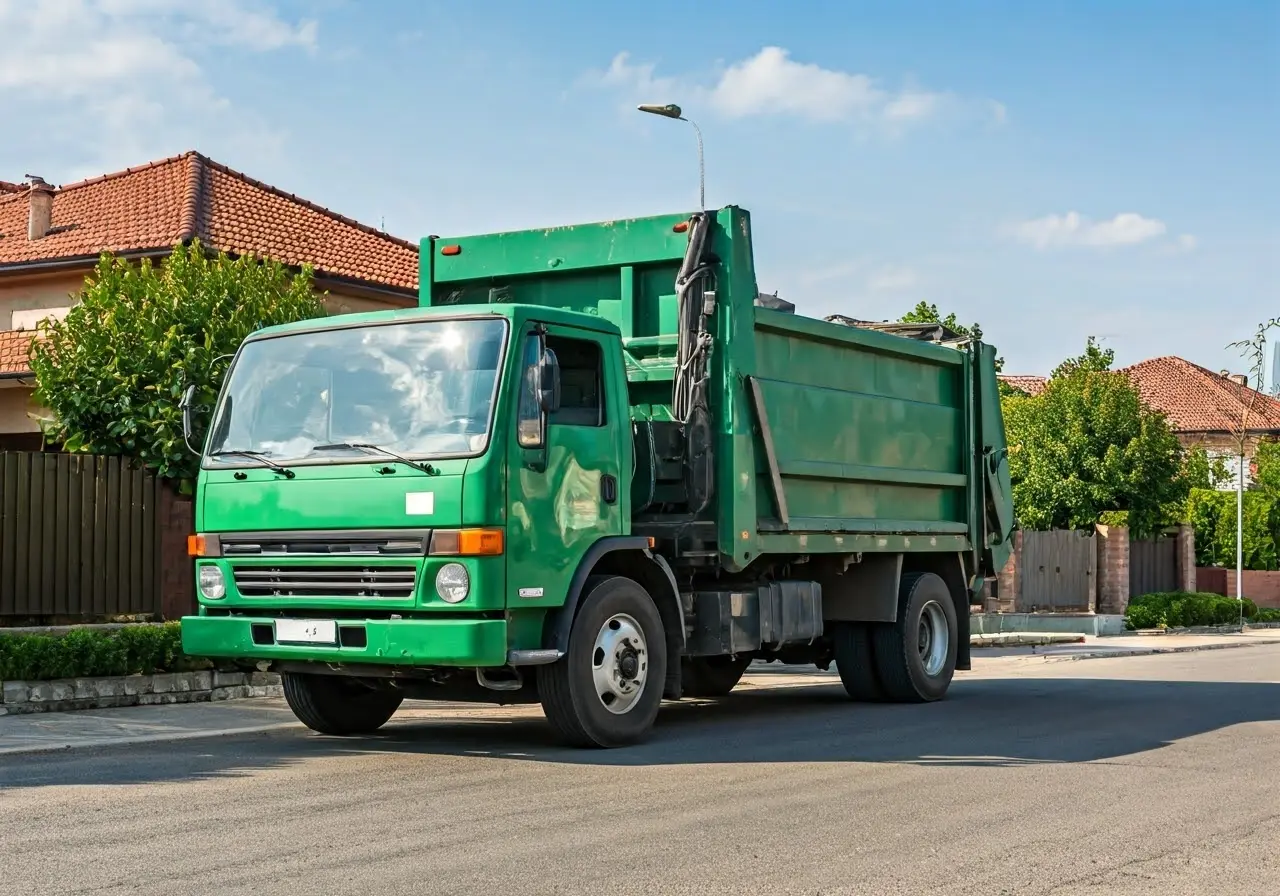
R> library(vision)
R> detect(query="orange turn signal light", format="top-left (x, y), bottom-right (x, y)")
top-left (430, 528), bottom-right (505, 556)
top-left (188, 535), bottom-right (208, 557)
top-left (440, 245), bottom-right (462, 256)
top-left (673, 221), bottom-right (689, 233)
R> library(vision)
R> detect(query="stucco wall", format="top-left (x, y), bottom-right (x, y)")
top-left (0, 385), bottom-right (41, 433)
top-left (0, 270), bottom-right (84, 330)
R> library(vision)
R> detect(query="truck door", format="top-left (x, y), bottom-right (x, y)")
top-left (505, 323), bottom-right (627, 609)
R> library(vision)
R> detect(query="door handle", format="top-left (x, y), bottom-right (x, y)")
top-left (601, 473), bottom-right (618, 505)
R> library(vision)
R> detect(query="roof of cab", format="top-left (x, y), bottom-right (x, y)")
top-left (246, 302), bottom-right (623, 341)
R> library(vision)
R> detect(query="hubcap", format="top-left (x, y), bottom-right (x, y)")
top-left (918, 600), bottom-right (950, 677)
top-left (591, 613), bottom-right (649, 715)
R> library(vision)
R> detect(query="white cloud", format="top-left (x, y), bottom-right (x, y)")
top-left (883, 92), bottom-right (942, 122)
top-left (710, 47), bottom-right (884, 121)
top-left (590, 47), bottom-right (999, 128)
top-left (1009, 211), bottom-right (1170, 249)
top-left (867, 266), bottom-right (919, 291)
top-left (0, 0), bottom-right (314, 177)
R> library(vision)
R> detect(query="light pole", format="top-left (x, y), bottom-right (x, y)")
top-left (637, 103), bottom-right (705, 211)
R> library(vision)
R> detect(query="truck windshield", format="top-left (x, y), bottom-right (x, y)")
top-left (205, 317), bottom-right (507, 464)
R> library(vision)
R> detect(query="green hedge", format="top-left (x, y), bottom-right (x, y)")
top-left (1125, 591), bottom-right (1267, 630)
top-left (0, 622), bottom-right (203, 682)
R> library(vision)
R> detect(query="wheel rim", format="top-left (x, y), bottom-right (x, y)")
top-left (918, 600), bottom-right (949, 677)
top-left (591, 612), bottom-right (649, 715)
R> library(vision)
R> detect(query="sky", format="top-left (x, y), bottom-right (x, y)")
top-left (1, 0), bottom-right (1277, 379)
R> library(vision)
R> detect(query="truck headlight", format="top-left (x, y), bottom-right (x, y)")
top-left (435, 563), bottom-right (470, 604)
top-left (199, 565), bottom-right (226, 600)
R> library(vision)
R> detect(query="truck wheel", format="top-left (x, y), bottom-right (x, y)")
top-left (539, 576), bottom-right (667, 747)
top-left (682, 655), bottom-right (752, 698)
top-left (871, 572), bottom-right (958, 702)
top-left (282, 672), bottom-right (404, 735)
top-left (832, 622), bottom-right (885, 701)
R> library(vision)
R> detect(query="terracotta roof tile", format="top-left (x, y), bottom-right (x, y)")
top-left (998, 374), bottom-right (1047, 396)
top-left (0, 330), bottom-right (35, 376)
top-left (0, 152), bottom-right (418, 292)
top-left (1121, 356), bottom-right (1280, 434)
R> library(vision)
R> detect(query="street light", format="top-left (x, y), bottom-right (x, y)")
top-left (637, 103), bottom-right (705, 210)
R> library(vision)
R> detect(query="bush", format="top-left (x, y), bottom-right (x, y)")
top-left (0, 622), bottom-right (199, 682)
top-left (1253, 608), bottom-right (1280, 623)
top-left (1125, 592), bottom-right (1260, 630)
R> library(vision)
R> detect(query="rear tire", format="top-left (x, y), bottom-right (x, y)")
top-left (682, 655), bottom-right (752, 698)
top-left (282, 672), bottom-right (404, 735)
top-left (832, 622), bottom-right (885, 701)
top-left (540, 576), bottom-right (667, 748)
top-left (871, 572), bottom-right (958, 702)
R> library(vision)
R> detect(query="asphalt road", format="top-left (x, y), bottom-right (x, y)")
top-left (3, 648), bottom-right (1279, 896)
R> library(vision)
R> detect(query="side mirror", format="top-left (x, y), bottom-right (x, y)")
top-left (179, 384), bottom-right (200, 455)
top-left (537, 348), bottom-right (561, 414)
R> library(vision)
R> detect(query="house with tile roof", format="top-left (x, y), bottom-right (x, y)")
top-left (1000, 356), bottom-right (1280, 489)
top-left (0, 152), bottom-right (420, 448)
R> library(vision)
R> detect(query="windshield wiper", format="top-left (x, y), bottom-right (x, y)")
top-left (309, 443), bottom-right (438, 475)
top-left (209, 450), bottom-right (296, 479)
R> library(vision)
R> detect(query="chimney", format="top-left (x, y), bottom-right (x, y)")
top-left (25, 174), bottom-right (54, 240)
top-left (1228, 373), bottom-right (1248, 387)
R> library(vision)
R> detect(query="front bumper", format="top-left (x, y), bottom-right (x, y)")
top-left (180, 615), bottom-right (509, 667)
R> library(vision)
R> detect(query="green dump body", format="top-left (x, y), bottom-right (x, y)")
top-left (425, 205), bottom-right (1014, 577)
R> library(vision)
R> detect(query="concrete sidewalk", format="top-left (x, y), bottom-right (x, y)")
top-left (3, 630), bottom-right (1278, 758)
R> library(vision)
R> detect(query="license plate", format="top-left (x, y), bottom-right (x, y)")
top-left (275, 618), bottom-right (338, 645)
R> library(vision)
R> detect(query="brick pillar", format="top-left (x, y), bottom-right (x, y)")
top-left (991, 529), bottom-right (1022, 612)
top-left (157, 484), bottom-right (195, 620)
top-left (1095, 524), bottom-right (1130, 615)
top-left (1176, 524), bottom-right (1197, 593)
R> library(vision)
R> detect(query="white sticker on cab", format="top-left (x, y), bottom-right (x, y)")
top-left (405, 492), bottom-right (435, 516)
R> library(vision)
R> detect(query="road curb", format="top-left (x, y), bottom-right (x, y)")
top-left (1034, 639), bottom-right (1280, 663)
top-left (0, 722), bottom-right (301, 757)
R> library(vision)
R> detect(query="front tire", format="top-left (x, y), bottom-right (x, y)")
top-left (871, 572), bottom-right (959, 702)
top-left (540, 576), bottom-right (667, 748)
top-left (282, 672), bottom-right (404, 735)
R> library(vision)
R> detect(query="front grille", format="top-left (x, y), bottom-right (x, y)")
top-left (232, 566), bottom-right (417, 599)
top-left (221, 532), bottom-right (428, 557)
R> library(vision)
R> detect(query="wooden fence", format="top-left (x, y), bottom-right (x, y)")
top-left (0, 451), bottom-right (190, 620)
top-left (1016, 529), bottom-right (1097, 612)
top-left (1129, 534), bottom-right (1179, 598)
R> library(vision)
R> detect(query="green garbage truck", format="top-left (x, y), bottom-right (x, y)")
top-left (179, 205), bottom-right (1015, 747)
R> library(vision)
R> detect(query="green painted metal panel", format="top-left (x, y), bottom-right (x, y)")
top-left (419, 205), bottom-right (1013, 573)
top-left (181, 615), bottom-right (510, 666)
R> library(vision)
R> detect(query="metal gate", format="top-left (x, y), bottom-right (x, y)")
top-left (1018, 529), bottom-right (1097, 612)
top-left (1130, 535), bottom-right (1178, 598)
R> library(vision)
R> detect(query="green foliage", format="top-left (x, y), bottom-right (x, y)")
top-left (1254, 608), bottom-right (1280, 623)
top-left (1251, 438), bottom-right (1280, 495)
top-left (899, 301), bottom-right (1004, 371)
top-left (1183, 446), bottom-right (1230, 491)
top-left (1002, 345), bottom-right (1189, 537)
top-left (30, 242), bottom-right (326, 487)
top-left (1125, 592), bottom-right (1259, 630)
top-left (1186, 488), bottom-right (1280, 570)
top-left (1050, 335), bottom-right (1114, 378)
top-left (0, 622), bottom-right (199, 682)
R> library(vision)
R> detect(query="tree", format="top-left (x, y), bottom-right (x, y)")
top-left (1050, 335), bottom-right (1114, 378)
top-left (899, 301), bottom-right (1004, 371)
top-left (1001, 341), bottom-right (1190, 537)
top-left (30, 242), bottom-right (326, 487)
